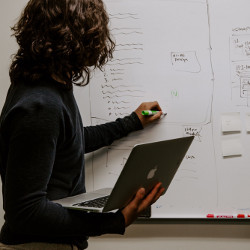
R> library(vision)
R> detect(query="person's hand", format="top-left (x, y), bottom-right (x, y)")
top-left (121, 182), bottom-right (165, 227)
top-left (134, 101), bottom-right (163, 127)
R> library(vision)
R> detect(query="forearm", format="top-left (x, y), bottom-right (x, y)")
top-left (84, 112), bottom-right (143, 153)
top-left (4, 199), bottom-right (125, 238)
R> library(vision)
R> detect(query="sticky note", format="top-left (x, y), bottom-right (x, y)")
top-left (221, 112), bottom-right (241, 133)
top-left (246, 113), bottom-right (250, 132)
top-left (221, 136), bottom-right (242, 157)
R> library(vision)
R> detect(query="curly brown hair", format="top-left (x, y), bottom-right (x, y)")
top-left (10, 0), bottom-right (115, 87)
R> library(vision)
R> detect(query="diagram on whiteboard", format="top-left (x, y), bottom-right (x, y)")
top-left (86, 0), bottom-right (218, 218)
top-left (230, 27), bottom-right (250, 106)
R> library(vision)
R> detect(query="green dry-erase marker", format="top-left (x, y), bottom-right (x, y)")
top-left (142, 110), bottom-right (167, 117)
top-left (142, 110), bottom-right (159, 116)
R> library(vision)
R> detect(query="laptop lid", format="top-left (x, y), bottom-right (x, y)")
top-left (102, 136), bottom-right (194, 212)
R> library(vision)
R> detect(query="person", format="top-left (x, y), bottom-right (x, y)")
top-left (0, 0), bottom-right (165, 249)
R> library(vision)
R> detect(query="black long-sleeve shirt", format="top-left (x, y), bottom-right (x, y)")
top-left (0, 77), bottom-right (143, 249)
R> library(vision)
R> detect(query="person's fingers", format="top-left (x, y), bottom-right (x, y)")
top-left (151, 187), bottom-right (165, 204)
top-left (134, 101), bottom-right (166, 127)
top-left (121, 184), bottom-right (164, 227)
top-left (151, 101), bottom-right (162, 111)
top-left (138, 101), bottom-right (162, 112)
top-left (146, 183), bottom-right (162, 200)
top-left (150, 110), bottom-right (162, 120)
top-left (139, 183), bottom-right (163, 209)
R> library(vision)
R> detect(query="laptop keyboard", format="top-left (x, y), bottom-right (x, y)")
top-left (73, 195), bottom-right (110, 208)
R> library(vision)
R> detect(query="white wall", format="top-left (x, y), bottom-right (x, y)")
top-left (1, 1), bottom-right (250, 250)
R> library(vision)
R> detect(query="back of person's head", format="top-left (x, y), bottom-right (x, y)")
top-left (10, 0), bottom-right (115, 87)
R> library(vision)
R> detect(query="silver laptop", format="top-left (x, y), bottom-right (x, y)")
top-left (53, 136), bottom-right (194, 213)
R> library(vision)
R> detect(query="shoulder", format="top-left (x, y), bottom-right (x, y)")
top-left (1, 81), bottom-right (72, 134)
top-left (10, 80), bottom-right (70, 116)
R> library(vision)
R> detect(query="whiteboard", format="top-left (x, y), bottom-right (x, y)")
top-left (75, 0), bottom-right (250, 219)
top-left (1, 0), bottom-right (250, 219)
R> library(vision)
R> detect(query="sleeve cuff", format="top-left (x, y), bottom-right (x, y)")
top-left (115, 210), bottom-right (126, 235)
top-left (130, 112), bottom-right (143, 131)
top-left (116, 112), bottom-right (143, 135)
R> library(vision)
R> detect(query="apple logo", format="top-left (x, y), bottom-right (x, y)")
top-left (147, 165), bottom-right (158, 180)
